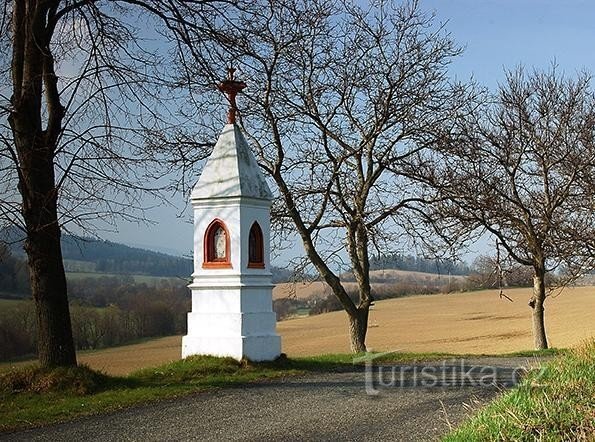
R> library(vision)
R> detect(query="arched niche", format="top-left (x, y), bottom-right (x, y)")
top-left (203, 219), bottom-right (231, 268)
top-left (247, 221), bottom-right (265, 269)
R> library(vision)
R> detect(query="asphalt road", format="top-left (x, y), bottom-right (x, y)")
top-left (1, 357), bottom-right (541, 442)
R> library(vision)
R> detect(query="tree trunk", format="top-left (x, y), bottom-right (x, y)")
top-left (348, 307), bottom-right (369, 353)
top-left (345, 223), bottom-right (373, 354)
top-left (19, 144), bottom-right (77, 367)
top-left (25, 222), bottom-right (77, 367)
top-left (9, 1), bottom-right (77, 368)
top-left (530, 268), bottom-right (548, 350)
top-left (11, 102), bottom-right (78, 369)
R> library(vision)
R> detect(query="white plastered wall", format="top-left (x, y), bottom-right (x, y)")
top-left (182, 196), bottom-right (281, 361)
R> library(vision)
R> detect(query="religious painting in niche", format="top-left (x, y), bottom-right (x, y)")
top-left (214, 227), bottom-right (226, 259)
top-left (248, 222), bottom-right (264, 268)
top-left (203, 219), bottom-right (231, 268)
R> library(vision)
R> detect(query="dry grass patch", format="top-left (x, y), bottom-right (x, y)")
top-left (0, 364), bottom-right (109, 395)
top-left (70, 286), bottom-right (595, 373)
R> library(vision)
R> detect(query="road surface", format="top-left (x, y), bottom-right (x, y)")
top-left (1, 357), bottom-right (542, 441)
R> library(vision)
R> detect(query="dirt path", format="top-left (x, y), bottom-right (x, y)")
top-left (1, 357), bottom-right (543, 442)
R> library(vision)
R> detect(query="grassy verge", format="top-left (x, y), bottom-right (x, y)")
top-left (1, 352), bottom-right (377, 432)
top-left (0, 350), bottom-right (461, 431)
top-left (444, 340), bottom-right (595, 441)
top-left (328, 348), bottom-right (561, 365)
top-left (0, 356), bottom-right (306, 432)
top-left (1, 344), bottom-right (560, 375)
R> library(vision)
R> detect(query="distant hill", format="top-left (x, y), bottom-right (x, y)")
top-left (62, 236), bottom-right (193, 277)
top-left (1, 227), bottom-right (292, 283)
top-left (2, 228), bottom-right (192, 278)
top-left (2, 228), bottom-right (469, 288)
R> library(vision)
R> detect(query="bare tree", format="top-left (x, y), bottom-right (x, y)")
top-left (0, 0), bottom-right (235, 367)
top-left (413, 67), bottom-right (595, 349)
top-left (182, 0), bottom-right (474, 352)
top-left (467, 253), bottom-right (534, 291)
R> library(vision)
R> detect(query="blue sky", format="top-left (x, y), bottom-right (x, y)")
top-left (104, 0), bottom-right (595, 260)
top-left (428, 0), bottom-right (595, 86)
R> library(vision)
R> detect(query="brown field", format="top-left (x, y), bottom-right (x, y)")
top-left (280, 286), bottom-right (595, 356)
top-left (273, 280), bottom-right (348, 300)
top-left (272, 269), bottom-right (463, 300)
top-left (2, 286), bottom-right (593, 375)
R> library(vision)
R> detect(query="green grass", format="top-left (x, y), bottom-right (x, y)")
top-left (315, 348), bottom-right (562, 365)
top-left (443, 340), bottom-right (595, 441)
top-left (0, 298), bottom-right (29, 308)
top-left (499, 348), bottom-right (563, 358)
top-left (0, 355), bottom-right (304, 431)
top-left (63, 259), bottom-right (97, 273)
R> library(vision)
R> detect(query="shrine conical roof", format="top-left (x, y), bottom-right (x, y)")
top-left (191, 124), bottom-right (273, 201)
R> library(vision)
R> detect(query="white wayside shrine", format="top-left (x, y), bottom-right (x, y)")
top-left (182, 70), bottom-right (281, 361)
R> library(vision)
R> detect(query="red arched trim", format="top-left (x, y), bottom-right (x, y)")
top-left (203, 218), bottom-right (232, 269)
top-left (248, 221), bottom-right (265, 269)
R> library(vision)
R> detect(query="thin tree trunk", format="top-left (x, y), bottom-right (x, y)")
top-left (348, 307), bottom-right (369, 353)
top-left (530, 268), bottom-right (548, 350)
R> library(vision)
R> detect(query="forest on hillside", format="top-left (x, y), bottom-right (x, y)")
top-left (0, 276), bottom-right (189, 361)
top-left (369, 254), bottom-right (470, 275)
top-left (2, 228), bottom-right (193, 278)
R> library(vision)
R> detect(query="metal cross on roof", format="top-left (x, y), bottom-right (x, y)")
top-left (217, 68), bottom-right (247, 125)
